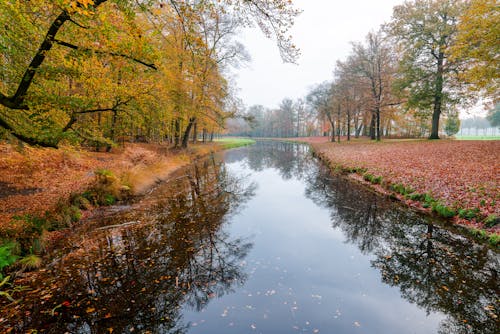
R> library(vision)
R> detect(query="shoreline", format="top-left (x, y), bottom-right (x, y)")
top-left (0, 139), bottom-right (255, 277)
top-left (292, 138), bottom-right (499, 247)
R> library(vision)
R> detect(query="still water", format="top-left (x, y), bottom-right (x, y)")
top-left (8, 141), bottom-right (499, 333)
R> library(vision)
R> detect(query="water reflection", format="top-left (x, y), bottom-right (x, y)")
top-left (7, 156), bottom-right (255, 333)
top-left (302, 153), bottom-right (499, 334)
top-left (224, 141), bottom-right (498, 333)
top-left (3, 142), bottom-right (498, 334)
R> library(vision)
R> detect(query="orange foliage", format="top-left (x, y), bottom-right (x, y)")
top-left (0, 143), bottom-right (220, 227)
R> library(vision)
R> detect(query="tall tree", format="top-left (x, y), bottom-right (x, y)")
top-left (387, 0), bottom-right (467, 139)
top-left (346, 31), bottom-right (396, 141)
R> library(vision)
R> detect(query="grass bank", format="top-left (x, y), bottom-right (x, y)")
top-left (214, 137), bottom-right (256, 149)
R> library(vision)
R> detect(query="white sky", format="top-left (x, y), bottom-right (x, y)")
top-left (234, 0), bottom-right (406, 109)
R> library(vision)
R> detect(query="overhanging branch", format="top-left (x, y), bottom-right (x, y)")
top-left (54, 39), bottom-right (158, 70)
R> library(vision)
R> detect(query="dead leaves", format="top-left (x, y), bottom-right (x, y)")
top-left (312, 140), bottom-right (500, 229)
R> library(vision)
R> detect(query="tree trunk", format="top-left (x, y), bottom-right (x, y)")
top-left (329, 119), bottom-right (335, 142)
top-left (192, 121), bottom-right (197, 144)
top-left (430, 52), bottom-right (444, 139)
top-left (376, 107), bottom-right (381, 141)
top-left (347, 109), bottom-right (351, 141)
top-left (174, 118), bottom-right (180, 147)
top-left (106, 110), bottom-right (118, 152)
top-left (181, 117), bottom-right (196, 148)
top-left (369, 112), bottom-right (376, 140)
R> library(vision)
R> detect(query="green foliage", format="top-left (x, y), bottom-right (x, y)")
top-left (484, 214), bottom-right (499, 228)
top-left (469, 228), bottom-right (499, 248)
top-left (458, 208), bottom-right (479, 220)
top-left (445, 113), bottom-right (461, 136)
top-left (488, 233), bottom-right (500, 247)
top-left (391, 183), bottom-right (415, 196)
top-left (432, 202), bottom-right (457, 218)
top-left (0, 243), bottom-right (18, 279)
top-left (363, 173), bottom-right (382, 184)
top-left (104, 194), bottom-right (116, 205)
top-left (408, 192), bottom-right (425, 201)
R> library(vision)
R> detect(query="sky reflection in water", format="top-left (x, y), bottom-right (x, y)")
top-left (9, 141), bottom-right (498, 334)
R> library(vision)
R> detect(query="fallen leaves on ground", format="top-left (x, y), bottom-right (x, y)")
top-left (308, 139), bottom-right (499, 229)
top-left (0, 142), bottom-right (220, 228)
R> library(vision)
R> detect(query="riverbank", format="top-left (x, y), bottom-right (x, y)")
top-left (0, 139), bottom-right (254, 270)
top-left (290, 137), bottom-right (499, 245)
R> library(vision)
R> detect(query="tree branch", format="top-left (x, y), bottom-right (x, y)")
top-left (0, 0), bottom-right (109, 110)
top-left (0, 115), bottom-right (58, 148)
top-left (54, 39), bottom-right (157, 70)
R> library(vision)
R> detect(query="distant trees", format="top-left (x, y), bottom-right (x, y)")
top-left (231, 0), bottom-right (498, 141)
top-left (486, 104), bottom-right (500, 127)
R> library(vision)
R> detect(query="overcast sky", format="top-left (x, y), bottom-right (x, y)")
top-left (234, 0), bottom-right (405, 109)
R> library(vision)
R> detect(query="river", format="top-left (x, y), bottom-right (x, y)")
top-left (7, 141), bottom-right (499, 333)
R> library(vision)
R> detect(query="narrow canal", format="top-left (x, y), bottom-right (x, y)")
top-left (8, 141), bottom-right (499, 333)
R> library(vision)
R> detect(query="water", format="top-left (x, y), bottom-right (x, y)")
top-left (6, 141), bottom-right (499, 333)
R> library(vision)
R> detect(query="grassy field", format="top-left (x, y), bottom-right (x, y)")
top-left (215, 137), bottom-right (256, 149)
top-left (455, 136), bottom-right (500, 140)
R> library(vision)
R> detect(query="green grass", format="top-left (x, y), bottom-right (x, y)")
top-left (215, 138), bottom-right (256, 149)
top-left (455, 136), bottom-right (500, 141)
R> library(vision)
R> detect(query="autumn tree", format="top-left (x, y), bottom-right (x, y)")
top-left (345, 31), bottom-right (396, 141)
top-left (387, 0), bottom-right (467, 139)
top-left (450, 0), bottom-right (500, 99)
top-left (306, 82), bottom-right (335, 142)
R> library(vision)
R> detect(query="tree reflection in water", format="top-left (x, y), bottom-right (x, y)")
top-left (303, 157), bottom-right (499, 334)
top-left (9, 155), bottom-right (256, 333)
top-left (230, 141), bottom-right (498, 334)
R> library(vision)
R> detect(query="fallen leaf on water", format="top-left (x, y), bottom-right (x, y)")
top-left (86, 307), bottom-right (95, 313)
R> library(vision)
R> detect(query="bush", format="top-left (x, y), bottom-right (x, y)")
top-left (391, 183), bottom-right (415, 196)
top-left (407, 192), bottom-right (425, 201)
top-left (84, 169), bottom-right (125, 206)
top-left (363, 173), bottom-right (382, 184)
top-left (0, 243), bottom-right (18, 279)
top-left (7, 215), bottom-right (50, 255)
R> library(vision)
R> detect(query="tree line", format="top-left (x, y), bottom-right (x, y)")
top-left (0, 0), bottom-right (300, 149)
top-left (231, 0), bottom-right (498, 141)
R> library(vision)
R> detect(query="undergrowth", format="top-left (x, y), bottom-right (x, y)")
top-left (0, 168), bottom-right (130, 292)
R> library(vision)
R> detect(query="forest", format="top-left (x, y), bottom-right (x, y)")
top-left (0, 0), bottom-right (298, 149)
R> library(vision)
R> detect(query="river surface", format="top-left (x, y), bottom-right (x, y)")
top-left (7, 141), bottom-right (499, 333)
